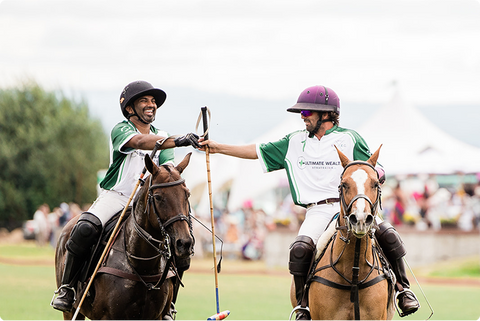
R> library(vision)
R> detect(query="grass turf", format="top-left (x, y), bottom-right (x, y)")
top-left (1, 243), bottom-right (480, 320)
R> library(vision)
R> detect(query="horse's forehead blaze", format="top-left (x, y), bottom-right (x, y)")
top-left (351, 168), bottom-right (368, 194)
top-left (349, 168), bottom-right (367, 212)
top-left (343, 166), bottom-right (377, 213)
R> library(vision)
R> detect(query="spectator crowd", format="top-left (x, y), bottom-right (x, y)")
top-left (30, 202), bottom-right (86, 247)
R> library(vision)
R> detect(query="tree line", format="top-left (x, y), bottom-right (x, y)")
top-left (0, 81), bottom-right (108, 230)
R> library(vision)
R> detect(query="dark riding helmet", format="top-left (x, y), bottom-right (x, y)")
top-left (287, 85), bottom-right (340, 115)
top-left (119, 81), bottom-right (167, 119)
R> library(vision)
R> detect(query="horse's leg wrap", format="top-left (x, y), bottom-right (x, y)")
top-left (375, 222), bottom-right (419, 316)
top-left (289, 236), bottom-right (315, 320)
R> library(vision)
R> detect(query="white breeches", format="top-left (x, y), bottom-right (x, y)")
top-left (298, 203), bottom-right (340, 243)
top-left (87, 189), bottom-right (131, 226)
top-left (298, 203), bottom-right (383, 244)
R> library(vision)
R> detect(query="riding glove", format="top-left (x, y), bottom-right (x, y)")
top-left (174, 133), bottom-right (201, 148)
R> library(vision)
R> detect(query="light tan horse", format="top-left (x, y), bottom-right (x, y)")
top-left (290, 146), bottom-right (395, 320)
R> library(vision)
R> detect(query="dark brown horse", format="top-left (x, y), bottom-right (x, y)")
top-left (54, 153), bottom-right (194, 320)
top-left (291, 146), bottom-right (395, 320)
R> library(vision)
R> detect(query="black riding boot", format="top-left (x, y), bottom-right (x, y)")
top-left (292, 275), bottom-right (310, 320)
top-left (51, 213), bottom-right (102, 312)
top-left (376, 221), bottom-right (420, 317)
top-left (289, 235), bottom-right (315, 321)
top-left (51, 252), bottom-right (84, 312)
top-left (390, 256), bottom-right (420, 316)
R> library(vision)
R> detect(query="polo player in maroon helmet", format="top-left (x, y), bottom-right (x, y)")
top-left (198, 85), bottom-right (419, 320)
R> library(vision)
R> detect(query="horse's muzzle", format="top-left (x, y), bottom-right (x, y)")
top-left (347, 212), bottom-right (374, 238)
top-left (174, 235), bottom-right (194, 258)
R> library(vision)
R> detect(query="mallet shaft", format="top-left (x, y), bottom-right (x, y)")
top-left (71, 143), bottom-right (162, 320)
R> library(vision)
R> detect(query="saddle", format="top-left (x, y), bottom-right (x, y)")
top-left (75, 207), bottom-right (176, 293)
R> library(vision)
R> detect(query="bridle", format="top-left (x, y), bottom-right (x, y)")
top-left (126, 172), bottom-right (194, 290)
top-left (310, 161), bottom-right (391, 320)
top-left (147, 177), bottom-right (192, 242)
top-left (338, 161), bottom-right (382, 233)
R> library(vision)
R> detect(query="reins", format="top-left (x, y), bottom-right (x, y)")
top-left (120, 173), bottom-right (193, 290)
top-left (309, 161), bottom-right (392, 320)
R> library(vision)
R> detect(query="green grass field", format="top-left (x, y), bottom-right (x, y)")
top-left (1, 243), bottom-right (480, 320)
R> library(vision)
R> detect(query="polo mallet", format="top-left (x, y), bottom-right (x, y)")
top-left (200, 106), bottom-right (230, 321)
top-left (71, 139), bottom-right (166, 320)
top-left (402, 257), bottom-right (434, 320)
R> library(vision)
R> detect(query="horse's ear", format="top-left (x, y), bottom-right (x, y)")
top-left (145, 154), bottom-right (158, 175)
top-left (176, 152), bottom-right (192, 174)
top-left (367, 144), bottom-right (382, 167)
top-left (334, 145), bottom-right (351, 168)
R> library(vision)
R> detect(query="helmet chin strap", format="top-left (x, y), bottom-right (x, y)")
top-left (308, 113), bottom-right (331, 138)
top-left (308, 119), bottom-right (322, 138)
top-left (128, 106), bottom-right (154, 125)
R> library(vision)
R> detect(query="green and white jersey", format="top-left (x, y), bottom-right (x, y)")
top-left (100, 120), bottom-right (175, 196)
top-left (256, 125), bottom-right (374, 208)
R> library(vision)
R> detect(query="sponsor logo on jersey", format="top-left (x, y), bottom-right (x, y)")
top-left (297, 156), bottom-right (340, 170)
top-left (133, 150), bottom-right (159, 162)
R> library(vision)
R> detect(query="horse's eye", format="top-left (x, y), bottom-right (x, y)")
top-left (153, 194), bottom-right (164, 202)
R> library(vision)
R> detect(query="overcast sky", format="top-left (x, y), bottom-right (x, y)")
top-left (1, 0), bottom-right (480, 104)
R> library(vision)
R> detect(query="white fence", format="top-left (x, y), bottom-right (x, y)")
top-left (263, 226), bottom-right (480, 269)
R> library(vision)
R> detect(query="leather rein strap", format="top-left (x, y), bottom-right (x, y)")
top-left (99, 175), bottom-right (191, 290)
top-left (310, 161), bottom-right (387, 320)
top-left (311, 236), bottom-right (388, 320)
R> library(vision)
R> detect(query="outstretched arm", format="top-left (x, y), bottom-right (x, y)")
top-left (125, 134), bottom-right (175, 150)
top-left (199, 138), bottom-right (258, 160)
top-left (124, 133), bottom-right (200, 150)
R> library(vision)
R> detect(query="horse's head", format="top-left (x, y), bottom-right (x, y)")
top-left (336, 145), bottom-right (382, 238)
top-left (144, 152), bottom-right (194, 260)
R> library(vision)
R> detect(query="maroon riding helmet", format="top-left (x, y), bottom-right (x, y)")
top-left (119, 80), bottom-right (167, 119)
top-left (287, 85), bottom-right (340, 114)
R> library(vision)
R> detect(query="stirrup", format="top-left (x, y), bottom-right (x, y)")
top-left (50, 285), bottom-right (77, 307)
top-left (395, 288), bottom-right (420, 317)
top-left (289, 305), bottom-right (310, 321)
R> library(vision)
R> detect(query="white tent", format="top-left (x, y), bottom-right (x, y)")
top-left (178, 150), bottom-right (239, 216)
top-left (358, 90), bottom-right (480, 175)
top-left (183, 91), bottom-right (480, 213)
top-left (180, 115), bottom-right (305, 214)
top-left (226, 116), bottom-right (305, 212)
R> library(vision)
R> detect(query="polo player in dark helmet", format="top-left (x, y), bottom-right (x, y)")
top-left (52, 80), bottom-right (200, 319)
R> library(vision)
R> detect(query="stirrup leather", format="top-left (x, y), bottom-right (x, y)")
top-left (50, 284), bottom-right (77, 307)
top-left (395, 288), bottom-right (420, 317)
top-left (289, 305), bottom-right (310, 321)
